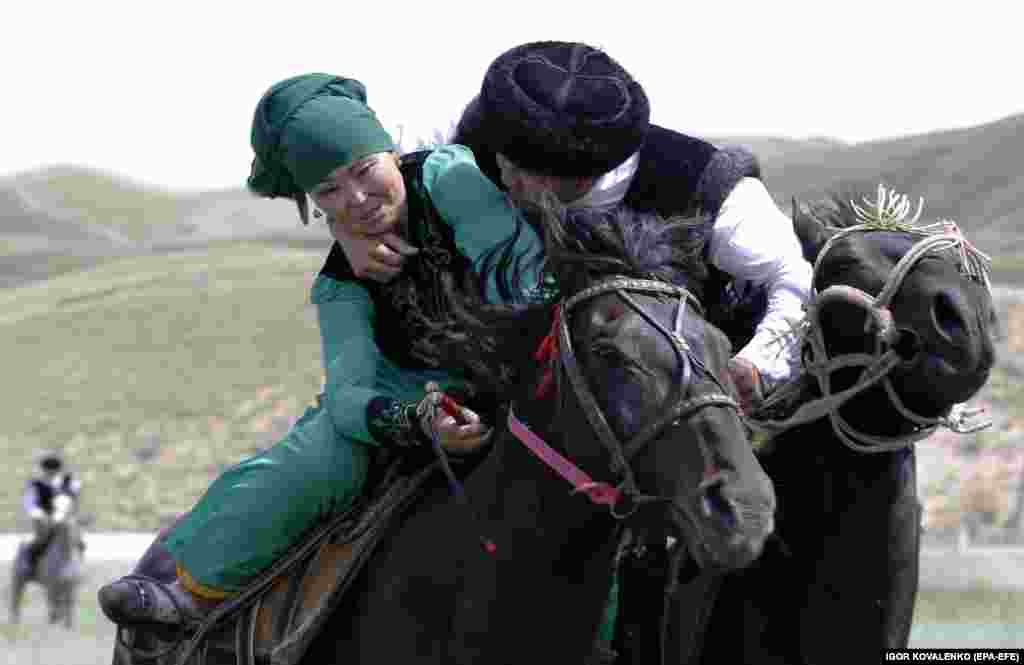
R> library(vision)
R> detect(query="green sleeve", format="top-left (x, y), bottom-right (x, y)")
top-left (310, 275), bottom-right (406, 447)
top-left (422, 144), bottom-right (544, 303)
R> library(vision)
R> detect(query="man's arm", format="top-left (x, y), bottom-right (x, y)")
top-left (421, 145), bottom-right (543, 302)
top-left (23, 483), bottom-right (45, 520)
top-left (65, 474), bottom-right (82, 500)
top-left (708, 177), bottom-right (813, 392)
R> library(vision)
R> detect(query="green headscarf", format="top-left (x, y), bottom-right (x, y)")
top-left (248, 73), bottom-right (395, 222)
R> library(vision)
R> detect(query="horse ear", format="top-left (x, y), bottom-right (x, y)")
top-left (790, 197), bottom-right (834, 265)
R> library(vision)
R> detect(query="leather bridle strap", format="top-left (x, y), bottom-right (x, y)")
top-left (747, 223), bottom-right (992, 452)
top-left (510, 275), bottom-right (739, 516)
top-left (507, 409), bottom-right (622, 506)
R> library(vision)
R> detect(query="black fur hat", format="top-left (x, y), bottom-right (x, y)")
top-left (469, 41), bottom-right (650, 177)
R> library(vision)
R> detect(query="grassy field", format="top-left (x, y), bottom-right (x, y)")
top-left (911, 588), bottom-right (1024, 647)
top-left (0, 244), bottom-right (327, 531)
top-left (0, 560), bottom-right (1019, 665)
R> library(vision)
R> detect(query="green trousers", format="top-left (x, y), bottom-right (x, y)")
top-left (161, 399), bottom-right (620, 641)
top-left (163, 402), bottom-right (369, 593)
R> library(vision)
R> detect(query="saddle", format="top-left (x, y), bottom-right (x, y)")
top-left (116, 454), bottom-right (439, 665)
top-left (17, 528), bottom-right (81, 580)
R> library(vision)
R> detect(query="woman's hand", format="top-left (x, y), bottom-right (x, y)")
top-left (332, 223), bottom-right (419, 283)
top-left (416, 383), bottom-right (492, 454)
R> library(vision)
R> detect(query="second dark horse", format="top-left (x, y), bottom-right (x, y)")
top-left (646, 188), bottom-right (997, 665)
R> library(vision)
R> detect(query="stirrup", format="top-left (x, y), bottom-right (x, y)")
top-left (102, 573), bottom-right (202, 628)
top-left (108, 574), bottom-right (201, 661)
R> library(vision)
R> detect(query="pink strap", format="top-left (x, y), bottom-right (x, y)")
top-left (507, 409), bottom-right (621, 506)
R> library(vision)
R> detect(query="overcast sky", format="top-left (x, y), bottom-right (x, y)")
top-left (3, 1), bottom-right (1019, 191)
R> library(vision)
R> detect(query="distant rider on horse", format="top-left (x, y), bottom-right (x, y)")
top-left (22, 451), bottom-right (83, 576)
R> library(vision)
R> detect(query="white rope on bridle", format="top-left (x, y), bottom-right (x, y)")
top-left (746, 185), bottom-right (993, 453)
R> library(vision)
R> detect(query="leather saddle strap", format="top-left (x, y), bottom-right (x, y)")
top-left (233, 600), bottom-right (258, 665)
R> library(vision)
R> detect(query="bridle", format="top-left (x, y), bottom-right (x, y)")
top-left (508, 275), bottom-right (748, 665)
top-left (748, 220), bottom-right (993, 453)
top-left (508, 276), bottom-right (740, 517)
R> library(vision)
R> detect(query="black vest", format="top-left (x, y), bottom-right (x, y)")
top-left (29, 473), bottom-right (76, 514)
top-left (318, 152), bottom-right (476, 371)
top-left (454, 122), bottom-right (760, 229)
top-left (452, 122), bottom-right (768, 348)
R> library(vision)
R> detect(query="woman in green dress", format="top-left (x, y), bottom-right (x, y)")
top-left (98, 72), bottom-right (542, 627)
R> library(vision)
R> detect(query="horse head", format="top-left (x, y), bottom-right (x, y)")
top-left (673, 187), bottom-right (995, 665)
top-left (791, 185), bottom-right (996, 449)
top-left (462, 205), bottom-right (776, 572)
top-left (564, 276), bottom-right (776, 571)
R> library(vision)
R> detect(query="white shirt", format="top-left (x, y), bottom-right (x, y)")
top-left (398, 124), bottom-right (812, 389)
top-left (706, 177), bottom-right (811, 388)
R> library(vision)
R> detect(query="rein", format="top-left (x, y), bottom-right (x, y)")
top-left (508, 275), bottom-right (744, 665)
top-left (507, 410), bottom-right (623, 507)
top-left (747, 217), bottom-right (992, 453)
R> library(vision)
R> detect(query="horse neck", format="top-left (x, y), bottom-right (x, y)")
top-left (769, 417), bottom-right (914, 553)
top-left (36, 518), bottom-right (78, 581)
top-left (464, 412), bottom-right (618, 562)
top-left (48, 518), bottom-right (76, 551)
top-left (765, 409), bottom-right (919, 653)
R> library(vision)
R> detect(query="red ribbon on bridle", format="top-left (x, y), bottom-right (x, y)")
top-left (533, 304), bottom-right (561, 399)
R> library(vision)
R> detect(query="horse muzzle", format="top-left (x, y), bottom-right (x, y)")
top-left (679, 472), bottom-right (775, 572)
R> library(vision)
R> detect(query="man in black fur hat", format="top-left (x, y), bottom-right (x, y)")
top-left (339, 40), bottom-right (812, 415)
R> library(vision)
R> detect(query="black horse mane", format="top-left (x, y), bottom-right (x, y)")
top-left (537, 204), bottom-right (709, 298)
top-left (794, 186), bottom-right (877, 229)
top-left (440, 204), bottom-right (710, 398)
top-left (790, 185), bottom-right (906, 266)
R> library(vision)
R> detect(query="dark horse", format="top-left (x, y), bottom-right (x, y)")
top-left (300, 207), bottom-right (775, 664)
top-left (646, 187), bottom-right (997, 665)
top-left (111, 206), bottom-right (775, 665)
top-left (10, 493), bottom-right (85, 628)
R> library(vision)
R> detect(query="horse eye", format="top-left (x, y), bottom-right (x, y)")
top-left (590, 341), bottom-right (630, 365)
top-left (602, 300), bottom-right (629, 322)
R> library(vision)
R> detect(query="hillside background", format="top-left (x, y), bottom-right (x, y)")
top-left (1, 113), bottom-right (1022, 540)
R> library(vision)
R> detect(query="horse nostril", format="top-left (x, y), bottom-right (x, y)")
top-left (893, 328), bottom-right (921, 364)
top-left (932, 291), bottom-right (967, 342)
top-left (700, 481), bottom-right (738, 531)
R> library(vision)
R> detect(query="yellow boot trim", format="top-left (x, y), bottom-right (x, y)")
top-left (176, 563), bottom-right (237, 601)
